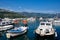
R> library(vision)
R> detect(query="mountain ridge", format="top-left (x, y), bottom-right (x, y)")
top-left (0, 8), bottom-right (60, 18)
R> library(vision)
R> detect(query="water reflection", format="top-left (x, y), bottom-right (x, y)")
top-left (10, 34), bottom-right (56, 40)
top-left (11, 34), bottom-right (29, 40)
top-left (35, 35), bottom-right (55, 40)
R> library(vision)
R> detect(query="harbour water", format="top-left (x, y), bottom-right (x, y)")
top-left (0, 20), bottom-right (60, 40)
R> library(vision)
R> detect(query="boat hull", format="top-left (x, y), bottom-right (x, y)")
top-left (35, 28), bottom-right (55, 37)
top-left (0, 25), bottom-right (13, 31)
top-left (35, 33), bottom-right (55, 40)
top-left (6, 27), bottom-right (28, 37)
top-left (35, 32), bottom-right (55, 37)
top-left (7, 29), bottom-right (27, 37)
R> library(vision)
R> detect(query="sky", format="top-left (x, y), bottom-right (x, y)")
top-left (0, 0), bottom-right (60, 13)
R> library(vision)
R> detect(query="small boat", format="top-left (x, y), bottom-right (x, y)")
top-left (0, 25), bottom-right (13, 31)
top-left (53, 19), bottom-right (60, 26)
top-left (39, 17), bottom-right (43, 21)
top-left (6, 26), bottom-right (28, 37)
top-left (27, 17), bottom-right (36, 22)
top-left (0, 21), bottom-right (13, 31)
top-left (35, 21), bottom-right (55, 36)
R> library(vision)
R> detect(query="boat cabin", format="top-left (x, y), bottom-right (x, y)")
top-left (0, 21), bottom-right (12, 26)
top-left (39, 22), bottom-right (53, 28)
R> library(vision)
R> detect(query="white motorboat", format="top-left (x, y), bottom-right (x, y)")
top-left (27, 17), bottom-right (36, 22)
top-left (2, 18), bottom-right (14, 25)
top-left (0, 25), bottom-right (13, 31)
top-left (0, 21), bottom-right (13, 31)
top-left (6, 26), bottom-right (28, 37)
top-left (35, 21), bottom-right (55, 36)
top-left (53, 19), bottom-right (60, 26)
top-left (39, 17), bottom-right (43, 21)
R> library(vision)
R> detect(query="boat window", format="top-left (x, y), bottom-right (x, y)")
top-left (41, 23), bottom-right (45, 25)
top-left (6, 22), bottom-right (8, 24)
top-left (2, 22), bottom-right (5, 24)
top-left (46, 23), bottom-right (50, 25)
top-left (10, 22), bottom-right (11, 24)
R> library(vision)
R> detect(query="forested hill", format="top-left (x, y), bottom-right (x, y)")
top-left (0, 9), bottom-right (60, 18)
top-left (0, 9), bottom-right (26, 18)
top-left (19, 12), bottom-right (57, 18)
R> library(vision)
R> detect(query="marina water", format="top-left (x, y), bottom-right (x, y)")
top-left (0, 20), bottom-right (60, 40)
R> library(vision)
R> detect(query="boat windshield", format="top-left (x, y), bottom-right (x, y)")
top-left (0, 22), bottom-right (6, 26)
top-left (2, 22), bottom-right (5, 25)
top-left (41, 23), bottom-right (45, 25)
top-left (46, 23), bottom-right (50, 26)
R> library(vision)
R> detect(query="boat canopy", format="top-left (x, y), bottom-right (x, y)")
top-left (38, 22), bottom-right (53, 28)
top-left (40, 22), bottom-right (52, 25)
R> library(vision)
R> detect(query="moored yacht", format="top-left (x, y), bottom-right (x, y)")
top-left (53, 19), bottom-right (60, 26)
top-left (27, 17), bottom-right (36, 22)
top-left (0, 18), bottom-right (14, 31)
top-left (6, 26), bottom-right (28, 37)
top-left (35, 21), bottom-right (56, 36)
top-left (0, 21), bottom-right (13, 31)
top-left (39, 17), bottom-right (43, 21)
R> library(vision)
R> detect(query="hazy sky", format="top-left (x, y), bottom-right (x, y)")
top-left (0, 0), bottom-right (60, 13)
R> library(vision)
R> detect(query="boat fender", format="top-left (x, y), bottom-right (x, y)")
top-left (6, 33), bottom-right (11, 38)
top-left (55, 32), bottom-right (57, 37)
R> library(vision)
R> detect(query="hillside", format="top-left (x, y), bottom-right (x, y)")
top-left (0, 9), bottom-right (26, 18)
top-left (0, 9), bottom-right (59, 18)
top-left (19, 12), bottom-right (56, 18)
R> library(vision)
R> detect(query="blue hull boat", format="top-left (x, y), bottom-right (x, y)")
top-left (6, 26), bottom-right (28, 37)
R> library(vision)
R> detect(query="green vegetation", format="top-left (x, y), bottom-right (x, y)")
top-left (0, 9), bottom-right (26, 18)
top-left (0, 9), bottom-right (59, 18)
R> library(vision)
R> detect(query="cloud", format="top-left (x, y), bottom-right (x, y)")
top-left (19, 8), bottom-right (57, 13)
top-left (39, 10), bottom-right (56, 13)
